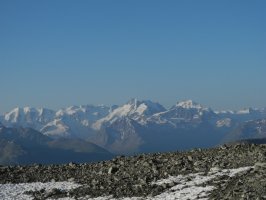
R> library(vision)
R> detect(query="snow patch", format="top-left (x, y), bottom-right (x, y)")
top-left (216, 118), bottom-right (232, 127)
top-left (237, 108), bottom-right (251, 114)
top-left (176, 100), bottom-right (203, 109)
top-left (150, 166), bottom-right (251, 200)
top-left (0, 167), bottom-right (251, 200)
top-left (0, 182), bottom-right (81, 200)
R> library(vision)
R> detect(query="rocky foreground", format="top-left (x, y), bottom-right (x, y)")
top-left (1, 143), bottom-right (266, 199)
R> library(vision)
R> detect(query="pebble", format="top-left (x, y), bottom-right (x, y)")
top-left (0, 143), bottom-right (266, 199)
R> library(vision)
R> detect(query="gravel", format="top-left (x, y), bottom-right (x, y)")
top-left (1, 143), bottom-right (266, 199)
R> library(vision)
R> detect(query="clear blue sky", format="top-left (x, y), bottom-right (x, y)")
top-left (0, 0), bottom-right (265, 113)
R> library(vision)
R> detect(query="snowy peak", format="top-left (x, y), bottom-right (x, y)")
top-left (175, 100), bottom-right (204, 110)
top-left (148, 100), bottom-right (215, 127)
top-left (3, 107), bottom-right (55, 126)
top-left (174, 100), bottom-right (214, 116)
top-left (55, 104), bottom-right (110, 121)
top-left (4, 107), bottom-right (21, 122)
top-left (1, 100), bottom-right (266, 141)
top-left (42, 105), bottom-right (112, 137)
top-left (92, 99), bottom-right (166, 130)
top-left (214, 110), bottom-right (235, 115)
top-left (0, 104), bottom-right (113, 138)
top-left (236, 108), bottom-right (254, 115)
top-left (106, 98), bottom-right (165, 119)
top-left (126, 98), bottom-right (166, 116)
top-left (40, 119), bottom-right (70, 138)
top-left (4, 107), bottom-right (55, 120)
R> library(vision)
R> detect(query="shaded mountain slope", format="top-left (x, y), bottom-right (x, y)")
top-left (0, 125), bottom-right (113, 165)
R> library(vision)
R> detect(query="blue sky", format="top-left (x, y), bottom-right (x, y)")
top-left (0, 0), bottom-right (265, 112)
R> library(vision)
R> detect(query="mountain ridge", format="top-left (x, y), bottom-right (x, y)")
top-left (1, 99), bottom-right (266, 154)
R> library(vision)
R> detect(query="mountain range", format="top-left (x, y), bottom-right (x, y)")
top-left (1, 99), bottom-right (266, 159)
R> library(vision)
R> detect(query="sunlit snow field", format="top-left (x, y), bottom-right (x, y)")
top-left (0, 167), bottom-right (251, 200)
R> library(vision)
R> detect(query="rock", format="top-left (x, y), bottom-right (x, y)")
top-left (187, 155), bottom-right (193, 162)
top-left (108, 166), bottom-right (119, 174)
top-left (68, 162), bottom-right (77, 168)
top-left (1, 143), bottom-right (266, 199)
top-left (254, 162), bottom-right (266, 169)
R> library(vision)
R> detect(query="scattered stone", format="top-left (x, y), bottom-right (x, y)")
top-left (108, 166), bottom-right (119, 174)
top-left (187, 155), bottom-right (193, 162)
top-left (1, 143), bottom-right (266, 199)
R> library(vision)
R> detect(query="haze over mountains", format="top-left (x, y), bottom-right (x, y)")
top-left (1, 99), bottom-right (266, 163)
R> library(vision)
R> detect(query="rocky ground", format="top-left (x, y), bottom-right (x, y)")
top-left (1, 143), bottom-right (266, 199)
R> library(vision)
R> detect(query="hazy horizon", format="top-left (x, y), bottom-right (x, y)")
top-left (1, 0), bottom-right (265, 113)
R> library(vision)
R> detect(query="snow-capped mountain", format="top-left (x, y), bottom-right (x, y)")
top-left (176, 100), bottom-right (205, 109)
top-left (224, 119), bottom-right (266, 143)
top-left (215, 107), bottom-right (266, 123)
top-left (2, 107), bottom-right (55, 130)
top-left (147, 100), bottom-right (215, 127)
top-left (92, 99), bottom-right (217, 153)
top-left (1, 105), bottom-right (113, 139)
top-left (92, 98), bottom-right (166, 130)
top-left (40, 119), bottom-right (71, 138)
top-left (90, 99), bottom-right (166, 153)
top-left (1, 99), bottom-right (266, 154)
top-left (43, 105), bottom-right (113, 138)
top-left (55, 105), bottom-right (111, 126)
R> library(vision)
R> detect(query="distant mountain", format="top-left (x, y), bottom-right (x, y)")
top-left (1, 99), bottom-right (266, 155)
top-left (224, 119), bottom-right (266, 143)
top-left (147, 100), bottom-right (215, 127)
top-left (0, 125), bottom-right (113, 165)
top-left (92, 98), bottom-right (166, 129)
top-left (1, 107), bottom-right (55, 130)
top-left (1, 105), bottom-right (113, 138)
top-left (90, 100), bottom-right (223, 154)
top-left (215, 108), bottom-right (266, 122)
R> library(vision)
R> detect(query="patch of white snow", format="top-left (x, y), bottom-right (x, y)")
top-left (0, 182), bottom-right (81, 200)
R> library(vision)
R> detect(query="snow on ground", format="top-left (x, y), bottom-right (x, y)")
top-left (0, 166), bottom-right (251, 200)
top-left (150, 166), bottom-right (251, 200)
top-left (0, 182), bottom-right (81, 200)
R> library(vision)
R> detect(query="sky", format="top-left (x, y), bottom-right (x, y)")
top-left (0, 0), bottom-right (265, 113)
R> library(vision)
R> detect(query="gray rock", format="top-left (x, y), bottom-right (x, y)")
top-left (1, 143), bottom-right (266, 199)
top-left (108, 166), bottom-right (119, 174)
